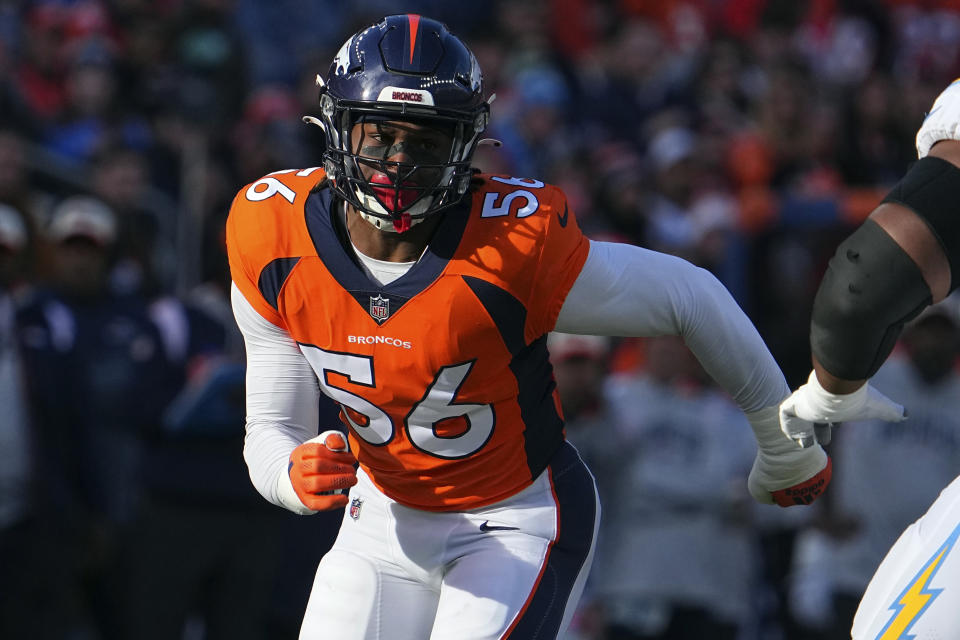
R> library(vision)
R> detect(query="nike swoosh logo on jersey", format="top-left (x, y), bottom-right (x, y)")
top-left (479, 520), bottom-right (519, 532)
top-left (557, 203), bottom-right (569, 227)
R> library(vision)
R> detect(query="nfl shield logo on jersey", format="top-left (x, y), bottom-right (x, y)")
top-left (369, 295), bottom-right (390, 323)
top-left (349, 498), bottom-right (363, 521)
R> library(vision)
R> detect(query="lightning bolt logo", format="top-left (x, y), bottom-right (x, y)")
top-left (875, 523), bottom-right (960, 640)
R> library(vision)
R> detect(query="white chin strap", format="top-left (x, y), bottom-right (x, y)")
top-left (355, 187), bottom-right (433, 233)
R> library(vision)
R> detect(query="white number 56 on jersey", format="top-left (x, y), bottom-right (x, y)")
top-left (300, 345), bottom-right (495, 459)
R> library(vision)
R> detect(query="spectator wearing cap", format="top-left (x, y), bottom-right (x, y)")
top-left (44, 195), bottom-right (119, 298)
top-left (549, 332), bottom-right (611, 425)
top-left (643, 126), bottom-right (700, 253)
top-left (16, 194), bottom-right (175, 638)
top-left (548, 332), bottom-right (617, 493)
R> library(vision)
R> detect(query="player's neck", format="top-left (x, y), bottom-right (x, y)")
top-left (345, 205), bottom-right (440, 263)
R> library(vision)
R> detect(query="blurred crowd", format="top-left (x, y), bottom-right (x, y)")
top-left (2, 0), bottom-right (960, 639)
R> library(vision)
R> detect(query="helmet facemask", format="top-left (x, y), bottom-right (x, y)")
top-left (320, 93), bottom-right (488, 233)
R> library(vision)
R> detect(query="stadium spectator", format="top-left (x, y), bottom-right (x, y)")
top-left (118, 282), bottom-right (284, 639)
top-left (17, 195), bottom-right (172, 638)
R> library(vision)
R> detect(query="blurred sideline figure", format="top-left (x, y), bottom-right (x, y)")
top-left (779, 80), bottom-right (960, 639)
top-left (117, 257), bottom-right (285, 639)
top-left (595, 336), bottom-right (757, 640)
top-left (16, 195), bottom-right (171, 638)
top-left (228, 15), bottom-right (830, 638)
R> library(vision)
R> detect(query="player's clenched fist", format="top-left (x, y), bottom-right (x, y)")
top-left (746, 405), bottom-right (832, 507)
top-left (276, 430), bottom-right (358, 515)
top-left (767, 457), bottom-right (832, 507)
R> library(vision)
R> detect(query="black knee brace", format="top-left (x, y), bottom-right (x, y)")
top-left (883, 155), bottom-right (960, 290)
top-left (811, 220), bottom-right (931, 380)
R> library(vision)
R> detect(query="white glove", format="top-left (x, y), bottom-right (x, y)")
top-left (779, 370), bottom-right (906, 448)
top-left (917, 79), bottom-right (960, 158)
top-left (747, 405), bottom-right (831, 506)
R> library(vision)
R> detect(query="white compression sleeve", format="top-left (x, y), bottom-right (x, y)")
top-left (556, 240), bottom-right (789, 412)
top-left (231, 283), bottom-right (321, 507)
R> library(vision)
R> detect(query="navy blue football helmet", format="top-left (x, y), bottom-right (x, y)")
top-left (314, 15), bottom-right (490, 232)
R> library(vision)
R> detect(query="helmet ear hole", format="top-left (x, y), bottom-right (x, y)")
top-left (320, 94), bottom-right (335, 118)
top-left (324, 159), bottom-right (338, 181)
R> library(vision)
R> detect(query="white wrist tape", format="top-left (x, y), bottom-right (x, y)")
top-left (793, 371), bottom-right (869, 422)
top-left (747, 405), bottom-right (827, 499)
top-left (277, 460), bottom-right (317, 515)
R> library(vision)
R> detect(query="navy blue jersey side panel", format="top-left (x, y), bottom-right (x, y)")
top-left (513, 335), bottom-right (564, 477)
top-left (460, 275), bottom-right (525, 355)
top-left (258, 257), bottom-right (301, 311)
top-left (461, 277), bottom-right (563, 477)
top-left (507, 442), bottom-right (598, 639)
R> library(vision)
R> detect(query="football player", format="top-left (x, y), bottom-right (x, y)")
top-left (228, 15), bottom-right (830, 640)
top-left (779, 80), bottom-right (960, 640)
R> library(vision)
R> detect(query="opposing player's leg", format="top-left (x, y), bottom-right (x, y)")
top-left (852, 474), bottom-right (960, 640)
top-left (431, 442), bottom-right (600, 639)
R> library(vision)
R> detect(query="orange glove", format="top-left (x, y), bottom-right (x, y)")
top-left (769, 457), bottom-right (833, 507)
top-left (277, 430), bottom-right (358, 514)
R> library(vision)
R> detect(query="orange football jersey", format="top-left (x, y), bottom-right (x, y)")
top-left (227, 168), bottom-right (590, 511)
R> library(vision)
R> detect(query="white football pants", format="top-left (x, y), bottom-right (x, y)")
top-left (299, 441), bottom-right (600, 640)
top-left (852, 473), bottom-right (960, 640)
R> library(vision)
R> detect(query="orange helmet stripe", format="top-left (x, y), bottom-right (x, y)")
top-left (407, 14), bottom-right (420, 63)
